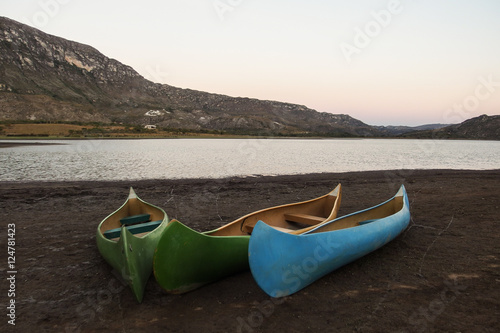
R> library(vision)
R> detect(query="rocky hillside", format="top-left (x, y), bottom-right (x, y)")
top-left (0, 17), bottom-right (380, 136)
top-left (402, 115), bottom-right (500, 140)
top-left (375, 123), bottom-right (450, 136)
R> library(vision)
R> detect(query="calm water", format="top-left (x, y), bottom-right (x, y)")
top-left (0, 139), bottom-right (499, 181)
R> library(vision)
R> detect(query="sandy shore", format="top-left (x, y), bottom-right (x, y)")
top-left (1, 169), bottom-right (499, 332)
top-left (0, 142), bottom-right (64, 148)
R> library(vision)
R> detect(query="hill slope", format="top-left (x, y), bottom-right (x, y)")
top-left (375, 123), bottom-right (451, 136)
top-left (0, 17), bottom-right (379, 136)
top-left (402, 115), bottom-right (500, 140)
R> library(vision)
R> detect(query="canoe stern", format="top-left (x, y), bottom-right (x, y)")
top-left (154, 220), bottom-right (250, 294)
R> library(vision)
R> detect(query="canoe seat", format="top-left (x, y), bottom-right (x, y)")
top-left (272, 226), bottom-right (296, 233)
top-left (120, 214), bottom-right (151, 225)
top-left (242, 224), bottom-right (254, 234)
top-left (242, 224), bottom-right (295, 234)
top-left (284, 213), bottom-right (325, 225)
top-left (103, 220), bottom-right (162, 239)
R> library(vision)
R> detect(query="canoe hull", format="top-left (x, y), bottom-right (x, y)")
top-left (249, 185), bottom-right (410, 297)
top-left (96, 188), bottom-right (168, 302)
top-left (153, 220), bottom-right (249, 294)
top-left (153, 184), bottom-right (341, 294)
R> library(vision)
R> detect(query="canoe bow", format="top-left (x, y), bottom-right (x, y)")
top-left (96, 187), bottom-right (169, 302)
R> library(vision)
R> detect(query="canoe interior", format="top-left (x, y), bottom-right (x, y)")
top-left (207, 185), bottom-right (340, 237)
top-left (103, 220), bottom-right (163, 240)
top-left (308, 194), bottom-right (404, 234)
top-left (99, 197), bottom-right (165, 238)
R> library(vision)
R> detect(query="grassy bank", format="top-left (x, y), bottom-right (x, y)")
top-left (0, 122), bottom-right (252, 139)
top-left (0, 121), bottom-right (368, 139)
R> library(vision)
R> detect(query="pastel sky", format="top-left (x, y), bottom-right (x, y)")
top-left (2, 0), bottom-right (500, 126)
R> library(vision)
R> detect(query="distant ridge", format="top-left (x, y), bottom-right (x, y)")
top-left (401, 115), bottom-right (500, 140)
top-left (375, 123), bottom-right (450, 136)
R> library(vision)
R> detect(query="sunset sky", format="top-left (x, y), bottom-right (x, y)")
top-left (2, 0), bottom-right (500, 126)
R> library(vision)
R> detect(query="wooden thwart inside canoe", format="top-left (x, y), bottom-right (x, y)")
top-left (120, 213), bottom-right (151, 225)
top-left (284, 213), bottom-right (326, 225)
top-left (243, 213), bottom-right (327, 233)
top-left (104, 219), bottom-right (162, 239)
top-left (242, 213), bottom-right (328, 234)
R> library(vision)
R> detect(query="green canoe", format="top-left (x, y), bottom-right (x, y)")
top-left (153, 184), bottom-right (341, 294)
top-left (96, 188), bottom-right (169, 302)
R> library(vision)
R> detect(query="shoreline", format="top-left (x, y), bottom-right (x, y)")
top-left (0, 141), bottom-right (66, 148)
top-left (2, 168), bottom-right (499, 186)
top-left (2, 169), bottom-right (499, 332)
top-left (1, 136), bottom-right (499, 143)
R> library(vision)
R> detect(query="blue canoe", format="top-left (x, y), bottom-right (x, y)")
top-left (248, 185), bottom-right (410, 297)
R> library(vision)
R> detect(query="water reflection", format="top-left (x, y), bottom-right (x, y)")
top-left (0, 139), bottom-right (498, 181)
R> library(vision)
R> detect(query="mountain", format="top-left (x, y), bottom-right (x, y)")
top-left (375, 123), bottom-right (451, 136)
top-left (401, 115), bottom-right (500, 140)
top-left (0, 16), bottom-right (380, 137)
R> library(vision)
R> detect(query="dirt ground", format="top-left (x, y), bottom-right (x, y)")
top-left (1, 169), bottom-right (499, 332)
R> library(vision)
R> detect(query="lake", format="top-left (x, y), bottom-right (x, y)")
top-left (1, 138), bottom-right (499, 181)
